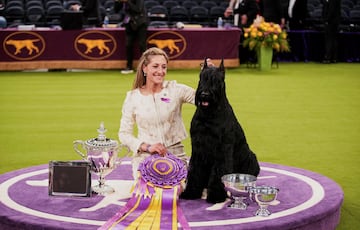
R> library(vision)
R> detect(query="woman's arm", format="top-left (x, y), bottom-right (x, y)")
top-left (118, 92), bottom-right (143, 154)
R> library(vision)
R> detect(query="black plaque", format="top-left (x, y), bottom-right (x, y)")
top-left (49, 161), bottom-right (91, 197)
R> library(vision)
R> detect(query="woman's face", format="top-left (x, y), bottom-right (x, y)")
top-left (143, 55), bottom-right (167, 85)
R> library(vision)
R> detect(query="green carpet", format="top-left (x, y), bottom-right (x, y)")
top-left (0, 63), bottom-right (359, 229)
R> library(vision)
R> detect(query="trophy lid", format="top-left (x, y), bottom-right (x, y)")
top-left (84, 122), bottom-right (118, 149)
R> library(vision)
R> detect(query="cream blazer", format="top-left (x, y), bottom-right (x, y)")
top-left (119, 80), bottom-right (195, 156)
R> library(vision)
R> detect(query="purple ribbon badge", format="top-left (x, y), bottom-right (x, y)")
top-left (160, 97), bottom-right (170, 103)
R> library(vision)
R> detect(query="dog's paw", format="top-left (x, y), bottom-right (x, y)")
top-left (206, 195), bottom-right (227, 204)
top-left (206, 190), bottom-right (227, 204)
top-left (179, 190), bottom-right (202, 200)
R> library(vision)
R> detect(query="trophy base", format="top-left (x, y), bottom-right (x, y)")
top-left (255, 208), bottom-right (271, 217)
top-left (92, 184), bottom-right (115, 196)
top-left (228, 200), bottom-right (248, 210)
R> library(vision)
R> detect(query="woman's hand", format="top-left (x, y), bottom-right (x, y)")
top-left (141, 142), bottom-right (167, 156)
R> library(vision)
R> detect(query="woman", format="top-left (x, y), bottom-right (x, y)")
top-left (118, 47), bottom-right (196, 179)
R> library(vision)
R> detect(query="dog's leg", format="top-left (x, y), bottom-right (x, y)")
top-left (236, 146), bottom-right (261, 177)
top-left (180, 162), bottom-right (208, 200)
top-left (206, 165), bottom-right (227, 204)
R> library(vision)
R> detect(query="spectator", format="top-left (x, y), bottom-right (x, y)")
top-left (321, 0), bottom-right (341, 63)
top-left (224, 0), bottom-right (259, 64)
top-left (70, 0), bottom-right (102, 27)
top-left (288, 0), bottom-right (308, 30)
top-left (114, 0), bottom-right (148, 74)
top-left (259, 0), bottom-right (285, 27)
top-left (224, 0), bottom-right (259, 28)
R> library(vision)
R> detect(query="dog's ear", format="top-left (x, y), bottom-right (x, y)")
top-left (203, 57), bottom-right (208, 69)
top-left (219, 58), bottom-right (225, 73)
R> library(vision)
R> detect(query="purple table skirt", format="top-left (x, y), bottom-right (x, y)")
top-left (0, 160), bottom-right (343, 230)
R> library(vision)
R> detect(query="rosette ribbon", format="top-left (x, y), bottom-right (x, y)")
top-left (99, 153), bottom-right (190, 230)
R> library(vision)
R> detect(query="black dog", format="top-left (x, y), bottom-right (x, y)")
top-left (180, 59), bottom-right (260, 204)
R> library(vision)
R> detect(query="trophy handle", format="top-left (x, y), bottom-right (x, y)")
top-left (73, 140), bottom-right (87, 160)
top-left (116, 144), bottom-right (131, 166)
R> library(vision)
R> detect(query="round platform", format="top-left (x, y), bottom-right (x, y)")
top-left (0, 160), bottom-right (343, 230)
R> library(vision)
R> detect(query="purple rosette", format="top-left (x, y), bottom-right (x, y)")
top-left (138, 153), bottom-right (187, 187)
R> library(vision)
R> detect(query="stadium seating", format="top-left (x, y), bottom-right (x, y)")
top-left (189, 6), bottom-right (208, 25)
top-left (45, 0), bottom-right (63, 9)
top-left (163, 0), bottom-right (178, 11)
top-left (4, 4), bottom-right (25, 26)
top-left (45, 5), bottom-right (64, 26)
top-left (209, 6), bottom-right (226, 27)
top-left (145, 0), bottom-right (159, 11)
top-left (26, 5), bottom-right (45, 26)
top-left (148, 20), bottom-right (168, 28)
top-left (182, 1), bottom-right (198, 10)
top-left (1, 0), bottom-right (360, 30)
top-left (169, 5), bottom-right (189, 24)
top-left (148, 5), bottom-right (169, 22)
top-left (200, 1), bottom-right (217, 11)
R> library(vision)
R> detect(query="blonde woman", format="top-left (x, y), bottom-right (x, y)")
top-left (118, 47), bottom-right (196, 179)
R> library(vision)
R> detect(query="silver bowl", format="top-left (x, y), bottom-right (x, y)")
top-left (221, 173), bottom-right (257, 210)
top-left (249, 186), bottom-right (279, 217)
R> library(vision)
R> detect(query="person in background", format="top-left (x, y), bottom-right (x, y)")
top-left (70, 0), bottom-right (101, 27)
top-left (287, 0), bottom-right (308, 30)
top-left (321, 0), bottom-right (341, 64)
top-left (224, 0), bottom-right (259, 28)
top-left (259, 0), bottom-right (285, 27)
top-left (114, 0), bottom-right (148, 74)
top-left (224, 0), bottom-right (259, 64)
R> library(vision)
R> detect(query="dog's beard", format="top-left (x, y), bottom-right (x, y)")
top-left (196, 92), bottom-right (212, 108)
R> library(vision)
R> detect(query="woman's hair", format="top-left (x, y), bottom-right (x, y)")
top-left (132, 47), bottom-right (169, 89)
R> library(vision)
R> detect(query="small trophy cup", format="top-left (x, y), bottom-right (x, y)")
top-left (221, 173), bottom-right (257, 210)
top-left (73, 122), bottom-right (129, 195)
top-left (250, 186), bottom-right (279, 217)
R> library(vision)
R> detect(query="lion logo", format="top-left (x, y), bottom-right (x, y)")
top-left (147, 31), bottom-right (186, 59)
top-left (75, 31), bottom-right (116, 60)
top-left (3, 32), bottom-right (45, 60)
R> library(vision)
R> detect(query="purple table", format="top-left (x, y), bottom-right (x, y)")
top-left (0, 160), bottom-right (343, 230)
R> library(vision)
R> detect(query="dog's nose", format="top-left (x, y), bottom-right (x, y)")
top-left (200, 92), bottom-right (209, 97)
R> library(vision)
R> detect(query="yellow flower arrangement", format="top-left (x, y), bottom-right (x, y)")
top-left (243, 16), bottom-right (290, 52)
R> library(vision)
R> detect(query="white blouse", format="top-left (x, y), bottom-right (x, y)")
top-left (118, 80), bottom-right (195, 155)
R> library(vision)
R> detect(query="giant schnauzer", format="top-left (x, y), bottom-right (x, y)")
top-left (180, 59), bottom-right (260, 204)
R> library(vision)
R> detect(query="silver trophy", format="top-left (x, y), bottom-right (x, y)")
top-left (73, 122), bottom-right (129, 195)
top-left (221, 173), bottom-right (257, 210)
top-left (250, 186), bottom-right (279, 217)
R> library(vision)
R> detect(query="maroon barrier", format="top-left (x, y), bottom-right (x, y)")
top-left (0, 27), bottom-right (241, 70)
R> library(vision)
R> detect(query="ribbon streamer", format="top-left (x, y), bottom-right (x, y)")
top-left (100, 153), bottom-right (190, 230)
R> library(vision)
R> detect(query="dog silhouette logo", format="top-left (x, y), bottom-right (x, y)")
top-left (3, 32), bottom-right (45, 60)
top-left (147, 31), bottom-right (186, 59)
top-left (77, 38), bottom-right (112, 55)
top-left (75, 31), bottom-right (116, 60)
